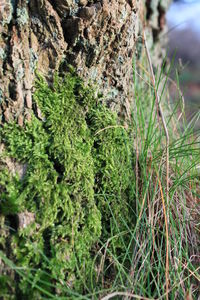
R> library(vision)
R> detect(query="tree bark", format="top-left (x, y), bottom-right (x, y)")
top-left (0, 0), bottom-right (170, 124)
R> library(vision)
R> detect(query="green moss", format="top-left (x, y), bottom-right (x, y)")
top-left (0, 72), bottom-right (135, 297)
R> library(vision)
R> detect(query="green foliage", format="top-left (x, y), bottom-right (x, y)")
top-left (89, 106), bottom-right (135, 247)
top-left (0, 72), bottom-right (135, 298)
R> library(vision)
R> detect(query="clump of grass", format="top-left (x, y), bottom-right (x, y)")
top-left (91, 55), bottom-right (200, 299)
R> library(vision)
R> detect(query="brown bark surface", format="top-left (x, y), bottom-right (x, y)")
top-left (0, 0), bottom-right (170, 124)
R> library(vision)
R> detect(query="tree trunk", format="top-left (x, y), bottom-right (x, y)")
top-left (0, 0), bottom-right (170, 123)
top-left (0, 0), bottom-right (171, 297)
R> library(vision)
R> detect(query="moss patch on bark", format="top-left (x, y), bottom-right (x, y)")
top-left (0, 72), bottom-right (135, 298)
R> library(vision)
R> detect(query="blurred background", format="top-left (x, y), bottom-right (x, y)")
top-left (166, 0), bottom-right (200, 129)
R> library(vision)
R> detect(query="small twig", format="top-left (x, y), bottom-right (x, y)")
top-left (94, 125), bottom-right (126, 136)
top-left (143, 30), bottom-right (170, 300)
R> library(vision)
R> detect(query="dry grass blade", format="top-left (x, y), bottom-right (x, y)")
top-left (167, 76), bottom-right (185, 122)
top-left (158, 266), bottom-right (200, 300)
top-left (97, 240), bottom-right (109, 285)
top-left (101, 291), bottom-right (154, 300)
top-left (178, 259), bottom-right (200, 283)
top-left (158, 179), bottom-right (170, 300)
top-left (143, 30), bottom-right (170, 300)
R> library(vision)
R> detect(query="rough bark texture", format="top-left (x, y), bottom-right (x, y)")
top-left (0, 0), bottom-right (170, 124)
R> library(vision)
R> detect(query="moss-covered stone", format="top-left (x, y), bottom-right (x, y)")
top-left (0, 72), bottom-right (135, 298)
